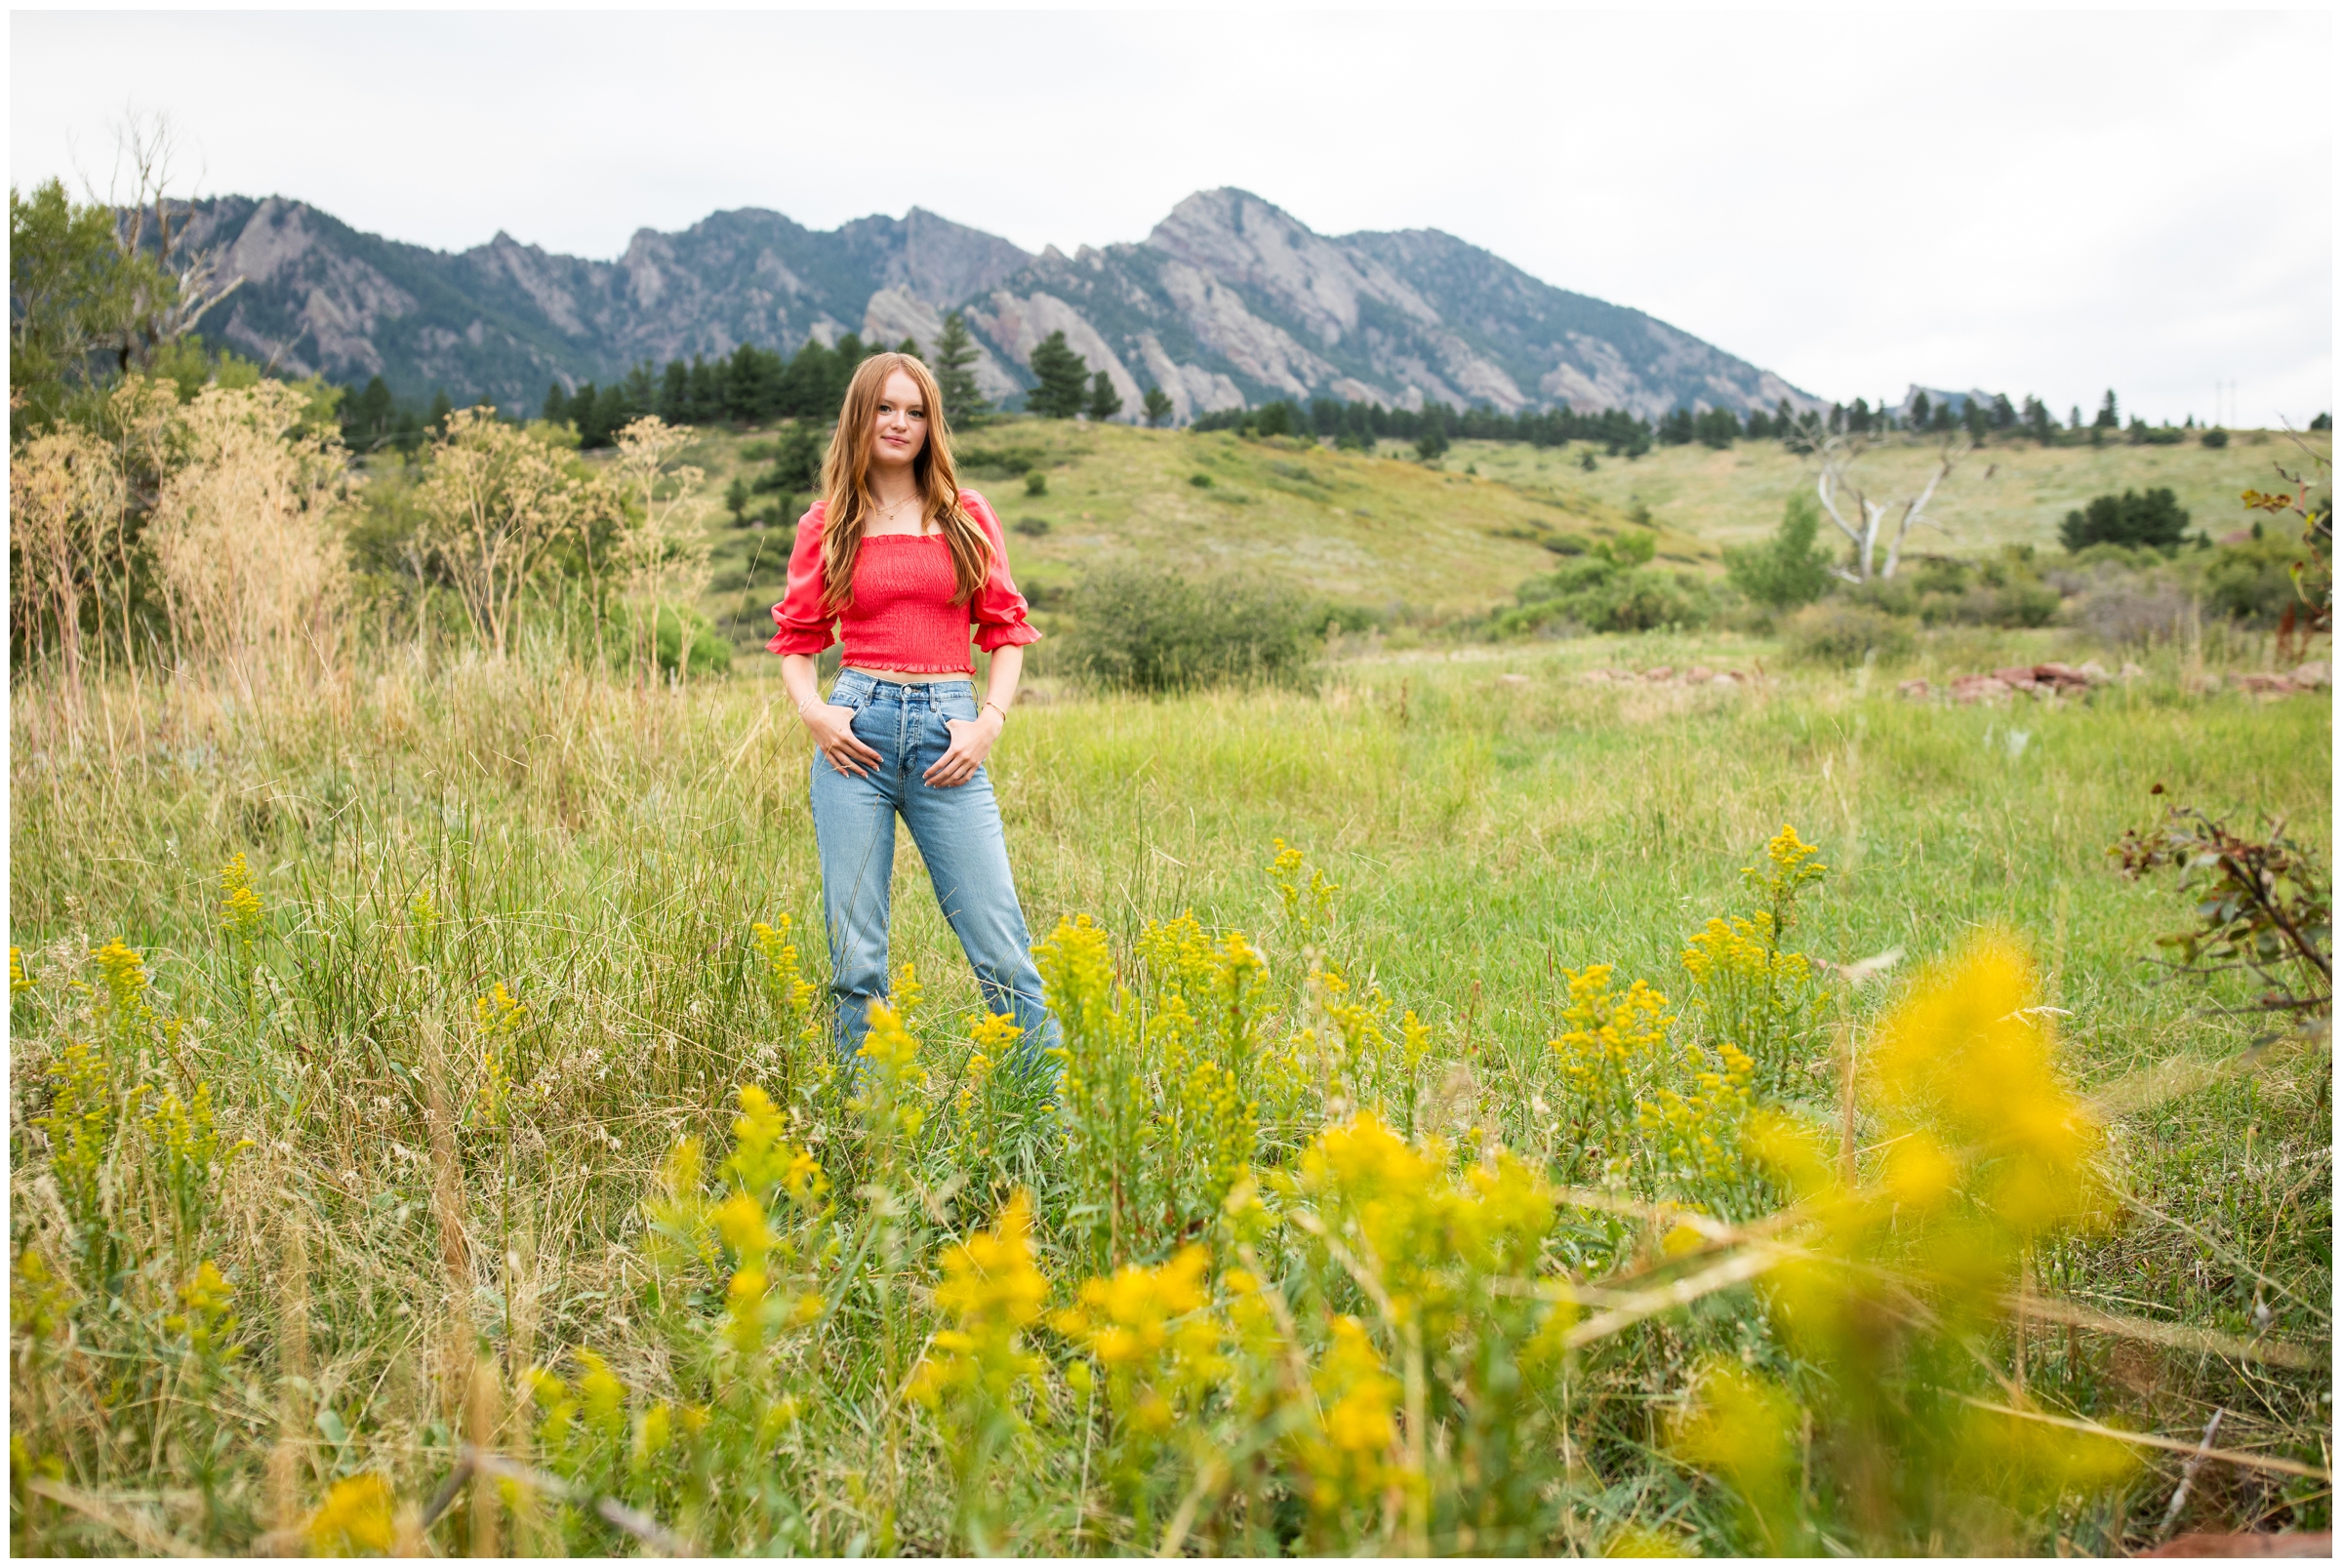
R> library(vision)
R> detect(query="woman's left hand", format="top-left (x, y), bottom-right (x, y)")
top-left (924, 709), bottom-right (1004, 787)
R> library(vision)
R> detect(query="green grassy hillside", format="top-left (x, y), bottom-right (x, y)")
top-left (677, 422), bottom-right (1682, 641)
top-left (661, 419), bottom-right (2331, 651)
top-left (1452, 427), bottom-right (2331, 555)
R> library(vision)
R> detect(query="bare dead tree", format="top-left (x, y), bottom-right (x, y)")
top-left (1812, 429), bottom-right (1970, 582)
top-left (85, 110), bottom-right (246, 375)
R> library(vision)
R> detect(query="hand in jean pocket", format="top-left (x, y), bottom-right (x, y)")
top-left (806, 701), bottom-right (881, 777)
top-left (923, 707), bottom-right (1002, 788)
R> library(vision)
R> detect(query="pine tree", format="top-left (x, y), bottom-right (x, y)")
top-left (1086, 370), bottom-right (1123, 422)
top-left (932, 312), bottom-right (987, 424)
top-left (2059, 487), bottom-right (2189, 552)
top-left (2094, 388), bottom-right (2120, 429)
top-left (1026, 331), bottom-right (1090, 419)
top-left (774, 420), bottom-right (825, 492)
top-left (1724, 492), bottom-right (1835, 610)
top-left (346, 377), bottom-right (397, 450)
top-left (427, 388), bottom-right (454, 433)
top-left (1142, 385), bottom-right (1174, 427)
top-left (895, 337), bottom-right (921, 361)
top-left (725, 475), bottom-right (750, 523)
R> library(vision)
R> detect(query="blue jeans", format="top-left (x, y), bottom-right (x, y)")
top-left (808, 671), bottom-right (1058, 1078)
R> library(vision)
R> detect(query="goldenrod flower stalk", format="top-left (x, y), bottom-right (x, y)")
top-left (305, 1472), bottom-right (397, 1556)
top-left (1054, 1246), bottom-right (1222, 1531)
top-left (908, 1191), bottom-right (1050, 1551)
top-left (1726, 933), bottom-right (2130, 1552)
top-left (90, 938), bottom-right (157, 1050)
top-left (1269, 838), bottom-right (1340, 936)
top-left (165, 1260), bottom-right (240, 1374)
top-left (220, 855), bottom-right (266, 1017)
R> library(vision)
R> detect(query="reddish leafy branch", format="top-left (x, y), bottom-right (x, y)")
top-left (2112, 802), bottom-right (2332, 1025)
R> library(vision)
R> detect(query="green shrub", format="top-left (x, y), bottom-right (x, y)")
top-left (1498, 549), bottom-right (1712, 637)
top-left (1064, 564), bottom-right (1318, 693)
top-left (1314, 602), bottom-right (1384, 634)
top-left (1024, 468), bottom-right (1048, 497)
top-left (1784, 601), bottom-right (1916, 666)
top-left (957, 444), bottom-right (1046, 480)
top-left (2196, 534), bottom-right (2306, 625)
top-left (1896, 547), bottom-right (2061, 628)
top-left (1189, 472), bottom-right (1213, 488)
top-left (1597, 530), bottom-right (1657, 567)
top-left (1013, 516), bottom-right (1050, 538)
top-left (2201, 427), bottom-right (2230, 448)
top-left (1723, 493), bottom-right (1835, 611)
top-left (603, 601), bottom-right (733, 676)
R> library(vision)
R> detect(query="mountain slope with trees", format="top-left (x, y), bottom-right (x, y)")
top-left (160, 188), bottom-right (1818, 423)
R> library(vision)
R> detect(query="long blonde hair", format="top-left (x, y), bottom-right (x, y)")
top-left (818, 352), bottom-right (989, 614)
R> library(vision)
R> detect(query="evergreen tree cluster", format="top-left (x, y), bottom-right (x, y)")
top-left (1019, 330), bottom-right (1128, 422)
top-left (1192, 397), bottom-right (1662, 457)
top-left (504, 311), bottom-right (998, 451)
top-left (542, 331), bottom-right (909, 450)
top-left (2059, 487), bottom-right (2193, 553)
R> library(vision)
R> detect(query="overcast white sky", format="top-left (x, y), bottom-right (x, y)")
top-left (11, 6), bottom-right (2333, 423)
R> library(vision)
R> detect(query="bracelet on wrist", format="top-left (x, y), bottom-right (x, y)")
top-left (983, 701), bottom-right (1009, 723)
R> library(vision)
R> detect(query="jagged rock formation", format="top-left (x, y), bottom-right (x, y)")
top-left (174, 187), bottom-right (1817, 422)
top-left (177, 198), bottom-right (1031, 415)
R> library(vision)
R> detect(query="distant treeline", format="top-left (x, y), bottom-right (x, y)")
top-left (546, 333), bottom-right (914, 448)
top-left (1192, 399), bottom-right (1665, 456)
top-left (338, 327), bottom-right (2288, 462)
top-left (1191, 383), bottom-right (2264, 457)
top-left (332, 333), bottom-right (909, 456)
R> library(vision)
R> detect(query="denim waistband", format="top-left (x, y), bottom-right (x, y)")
top-left (830, 671), bottom-right (975, 705)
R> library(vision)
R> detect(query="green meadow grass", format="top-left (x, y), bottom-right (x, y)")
top-left (8, 623), bottom-right (2329, 1552)
top-left (1447, 428), bottom-right (2335, 557)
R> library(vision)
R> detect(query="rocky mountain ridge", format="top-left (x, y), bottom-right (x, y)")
top-left (177, 187), bottom-right (1818, 422)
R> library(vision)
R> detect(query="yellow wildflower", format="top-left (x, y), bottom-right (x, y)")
top-left (1294, 1315), bottom-right (1399, 1517)
top-left (305, 1472), bottom-right (396, 1556)
top-left (908, 1190), bottom-right (1049, 1412)
top-left (220, 853), bottom-right (265, 942)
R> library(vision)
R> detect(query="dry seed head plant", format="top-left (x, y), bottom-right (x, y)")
top-left (144, 381), bottom-right (352, 689)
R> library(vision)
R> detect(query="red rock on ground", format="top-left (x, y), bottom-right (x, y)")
top-left (1951, 675), bottom-right (2014, 704)
top-left (2140, 1531), bottom-right (2331, 1557)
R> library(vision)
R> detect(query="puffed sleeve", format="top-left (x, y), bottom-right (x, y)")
top-left (960, 490), bottom-right (1043, 652)
top-left (766, 503), bottom-right (838, 657)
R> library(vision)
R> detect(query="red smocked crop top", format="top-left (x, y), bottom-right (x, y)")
top-left (765, 490), bottom-right (1040, 673)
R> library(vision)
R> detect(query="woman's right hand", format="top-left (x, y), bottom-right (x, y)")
top-left (803, 702), bottom-right (883, 777)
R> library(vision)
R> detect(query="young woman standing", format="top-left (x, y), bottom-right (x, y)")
top-left (769, 352), bottom-right (1057, 1075)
